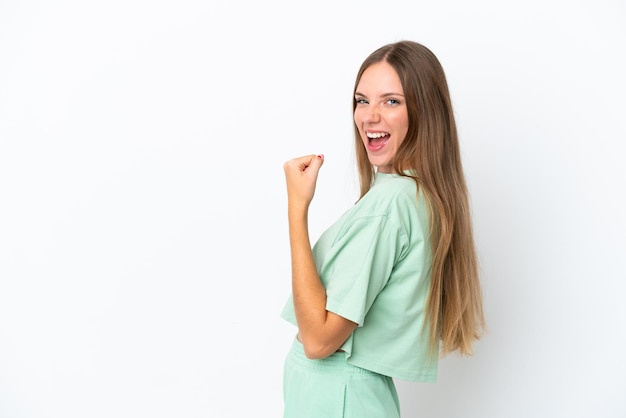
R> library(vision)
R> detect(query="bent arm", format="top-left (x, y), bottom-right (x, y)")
top-left (288, 202), bottom-right (357, 359)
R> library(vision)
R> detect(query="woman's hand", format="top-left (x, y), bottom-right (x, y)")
top-left (283, 154), bottom-right (324, 210)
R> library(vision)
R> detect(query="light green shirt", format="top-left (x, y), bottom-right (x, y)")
top-left (281, 172), bottom-right (438, 382)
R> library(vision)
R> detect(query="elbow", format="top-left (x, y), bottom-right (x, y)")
top-left (303, 346), bottom-right (332, 360)
top-left (301, 339), bottom-right (336, 360)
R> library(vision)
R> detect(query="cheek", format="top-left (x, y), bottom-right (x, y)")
top-left (354, 113), bottom-right (365, 135)
top-left (394, 114), bottom-right (409, 138)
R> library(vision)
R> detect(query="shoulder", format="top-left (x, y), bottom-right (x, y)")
top-left (359, 174), bottom-right (422, 216)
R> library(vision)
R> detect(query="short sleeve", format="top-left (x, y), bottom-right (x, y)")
top-left (321, 214), bottom-right (407, 326)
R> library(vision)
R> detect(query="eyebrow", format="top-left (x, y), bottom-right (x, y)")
top-left (354, 91), bottom-right (405, 98)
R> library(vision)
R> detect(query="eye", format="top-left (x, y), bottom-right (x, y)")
top-left (355, 97), bottom-right (368, 105)
top-left (386, 98), bottom-right (401, 105)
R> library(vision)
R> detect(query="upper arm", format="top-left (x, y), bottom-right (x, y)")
top-left (324, 215), bottom-right (406, 325)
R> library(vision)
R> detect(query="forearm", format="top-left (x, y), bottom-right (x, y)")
top-left (288, 203), bottom-right (329, 341)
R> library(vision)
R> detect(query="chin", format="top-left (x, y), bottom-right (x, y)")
top-left (369, 157), bottom-right (390, 170)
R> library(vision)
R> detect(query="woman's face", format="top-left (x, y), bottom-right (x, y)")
top-left (354, 61), bottom-right (409, 174)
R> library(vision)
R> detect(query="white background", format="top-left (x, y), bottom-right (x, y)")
top-left (1, 0), bottom-right (625, 417)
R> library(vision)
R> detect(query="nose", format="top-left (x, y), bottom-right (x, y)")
top-left (362, 104), bottom-right (381, 124)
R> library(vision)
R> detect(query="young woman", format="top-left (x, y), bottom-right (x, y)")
top-left (281, 40), bottom-right (485, 417)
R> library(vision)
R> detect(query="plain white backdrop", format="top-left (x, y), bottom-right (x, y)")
top-left (1, 0), bottom-right (625, 417)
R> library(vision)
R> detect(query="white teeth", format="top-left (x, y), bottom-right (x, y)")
top-left (366, 132), bottom-right (389, 139)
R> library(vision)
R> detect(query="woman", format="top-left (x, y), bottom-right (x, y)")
top-left (281, 40), bottom-right (485, 417)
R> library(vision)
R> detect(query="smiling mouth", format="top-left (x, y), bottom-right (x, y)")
top-left (367, 132), bottom-right (390, 150)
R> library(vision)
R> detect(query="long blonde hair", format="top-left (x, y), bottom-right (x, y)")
top-left (352, 41), bottom-right (485, 357)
